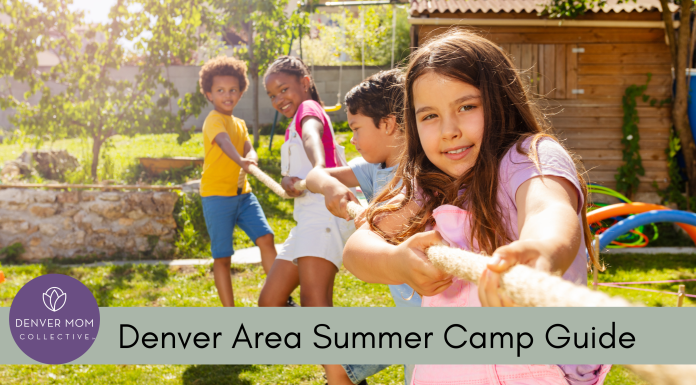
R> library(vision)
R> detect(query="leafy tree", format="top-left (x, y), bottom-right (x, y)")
top-left (0, 0), bottom-right (218, 180)
top-left (330, 5), bottom-right (410, 66)
top-left (297, 5), bottom-right (409, 67)
top-left (219, 0), bottom-right (304, 145)
top-left (544, 0), bottom-right (696, 193)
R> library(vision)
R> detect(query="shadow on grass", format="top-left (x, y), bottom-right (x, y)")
top-left (34, 263), bottom-right (172, 307)
top-left (95, 264), bottom-right (171, 307)
top-left (182, 365), bottom-right (259, 385)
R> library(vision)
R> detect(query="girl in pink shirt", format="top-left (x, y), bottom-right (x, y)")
top-left (343, 31), bottom-right (610, 384)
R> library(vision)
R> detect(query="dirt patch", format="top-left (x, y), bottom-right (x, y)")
top-left (170, 265), bottom-right (199, 275)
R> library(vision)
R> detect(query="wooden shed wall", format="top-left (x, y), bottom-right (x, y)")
top-left (415, 21), bottom-right (672, 193)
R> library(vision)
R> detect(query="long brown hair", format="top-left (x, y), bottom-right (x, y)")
top-left (367, 30), bottom-right (601, 271)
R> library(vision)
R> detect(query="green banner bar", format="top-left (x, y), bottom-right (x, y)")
top-left (1, 308), bottom-right (693, 364)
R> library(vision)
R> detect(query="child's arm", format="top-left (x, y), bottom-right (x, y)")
top-left (479, 175), bottom-right (581, 307)
top-left (300, 116), bottom-right (326, 167)
top-left (343, 195), bottom-right (454, 296)
top-left (213, 133), bottom-right (257, 172)
top-left (243, 139), bottom-right (258, 162)
top-left (281, 116), bottom-right (325, 197)
top-left (305, 166), bottom-right (360, 221)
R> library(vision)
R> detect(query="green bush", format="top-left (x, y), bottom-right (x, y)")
top-left (0, 242), bottom-right (25, 264)
top-left (333, 121), bottom-right (351, 133)
top-left (255, 118), bottom-right (291, 136)
top-left (173, 192), bottom-right (210, 258)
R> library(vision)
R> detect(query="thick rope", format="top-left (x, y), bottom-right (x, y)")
top-left (247, 165), bottom-right (305, 199)
top-left (426, 245), bottom-right (634, 307)
top-left (624, 365), bottom-right (696, 385)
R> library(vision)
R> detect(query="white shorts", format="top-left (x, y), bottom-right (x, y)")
top-left (276, 191), bottom-right (355, 269)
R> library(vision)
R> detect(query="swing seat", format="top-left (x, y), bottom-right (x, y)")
top-left (324, 103), bottom-right (342, 112)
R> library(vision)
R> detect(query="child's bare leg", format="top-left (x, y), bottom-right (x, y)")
top-left (324, 365), bottom-right (354, 385)
top-left (258, 259), bottom-right (300, 307)
top-left (297, 257), bottom-right (337, 307)
top-left (213, 257), bottom-right (234, 307)
top-left (255, 233), bottom-right (276, 275)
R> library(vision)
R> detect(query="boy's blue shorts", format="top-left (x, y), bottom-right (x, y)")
top-left (201, 193), bottom-right (273, 259)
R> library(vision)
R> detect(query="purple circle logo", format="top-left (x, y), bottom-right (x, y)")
top-left (9, 274), bottom-right (100, 364)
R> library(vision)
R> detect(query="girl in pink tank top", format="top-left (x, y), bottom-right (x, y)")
top-left (342, 30), bottom-right (610, 385)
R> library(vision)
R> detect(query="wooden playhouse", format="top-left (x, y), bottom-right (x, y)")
top-left (408, 0), bottom-right (676, 201)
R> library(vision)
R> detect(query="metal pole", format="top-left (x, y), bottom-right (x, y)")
top-left (269, 34), bottom-right (296, 151)
top-left (361, 7), bottom-right (365, 79)
top-left (391, 3), bottom-right (397, 68)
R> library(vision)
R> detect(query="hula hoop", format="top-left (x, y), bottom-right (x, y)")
top-left (588, 184), bottom-right (631, 203)
top-left (599, 210), bottom-right (696, 249)
top-left (589, 203), bottom-right (696, 246)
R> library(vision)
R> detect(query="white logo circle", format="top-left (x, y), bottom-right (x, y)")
top-left (43, 287), bottom-right (67, 312)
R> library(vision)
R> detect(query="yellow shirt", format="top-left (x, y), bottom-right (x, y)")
top-left (200, 110), bottom-right (252, 197)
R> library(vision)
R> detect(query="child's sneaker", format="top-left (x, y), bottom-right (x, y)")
top-left (286, 296), bottom-right (299, 307)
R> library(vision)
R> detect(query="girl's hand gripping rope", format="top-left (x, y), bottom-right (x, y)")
top-left (480, 239), bottom-right (552, 307)
top-left (247, 164), bottom-right (304, 199)
top-left (392, 231), bottom-right (454, 297)
top-left (239, 158), bottom-right (258, 173)
top-left (281, 176), bottom-right (305, 198)
top-left (323, 183), bottom-right (361, 222)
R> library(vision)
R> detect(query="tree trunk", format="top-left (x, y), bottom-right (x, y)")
top-left (659, 0), bottom-right (677, 65)
top-left (253, 73), bottom-right (259, 145)
top-left (673, 1), bottom-right (696, 193)
top-left (91, 137), bottom-right (103, 182)
top-left (246, 19), bottom-right (259, 145)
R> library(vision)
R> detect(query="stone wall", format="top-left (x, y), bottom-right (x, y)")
top-left (0, 189), bottom-right (179, 260)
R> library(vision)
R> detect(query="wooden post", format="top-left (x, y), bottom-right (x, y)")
top-left (677, 285), bottom-right (686, 307)
top-left (593, 235), bottom-right (600, 291)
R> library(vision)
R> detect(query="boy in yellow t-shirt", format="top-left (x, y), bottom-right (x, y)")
top-left (199, 57), bottom-right (281, 307)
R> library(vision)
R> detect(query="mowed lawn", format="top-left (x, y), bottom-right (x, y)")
top-left (0, 134), bottom-right (694, 384)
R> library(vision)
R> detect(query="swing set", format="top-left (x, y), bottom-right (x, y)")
top-left (268, 0), bottom-right (404, 150)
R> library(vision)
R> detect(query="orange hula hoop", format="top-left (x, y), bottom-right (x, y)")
top-left (587, 203), bottom-right (696, 246)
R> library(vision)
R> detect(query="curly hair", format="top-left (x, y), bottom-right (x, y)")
top-left (264, 55), bottom-right (323, 105)
top-left (199, 56), bottom-right (249, 96)
top-left (345, 69), bottom-right (404, 129)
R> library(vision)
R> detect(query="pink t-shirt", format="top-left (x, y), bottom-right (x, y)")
top-left (412, 138), bottom-right (606, 385)
top-left (496, 136), bottom-right (587, 285)
top-left (285, 100), bottom-right (337, 168)
top-left (416, 136), bottom-right (587, 285)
